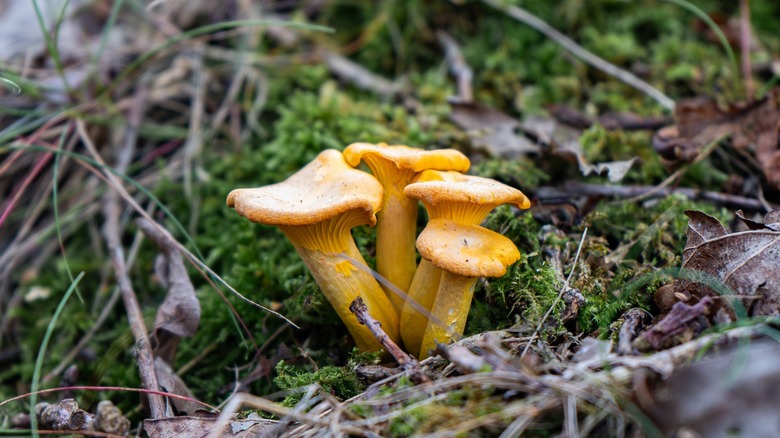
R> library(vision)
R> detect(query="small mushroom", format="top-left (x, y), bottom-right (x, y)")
top-left (400, 170), bottom-right (530, 355)
top-left (227, 149), bottom-right (400, 352)
top-left (342, 143), bottom-right (470, 313)
top-left (415, 218), bottom-right (520, 359)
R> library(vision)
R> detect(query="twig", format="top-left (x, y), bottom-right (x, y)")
top-left (437, 31), bottom-right (473, 102)
top-left (521, 228), bottom-right (588, 359)
top-left (320, 50), bottom-right (402, 98)
top-left (536, 181), bottom-right (770, 211)
top-left (88, 88), bottom-right (166, 418)
top-left (102, 198), bottom-right (165, 419)
top-left (349, 297), bottom-right (429, 382)
top-left (573, 323), bottom-right (769, 379)
top-left (479, 0), bottom-right (675, 111)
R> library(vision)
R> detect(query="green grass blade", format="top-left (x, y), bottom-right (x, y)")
top-left (662, 0), bottom-right (740, 86)
top-left (52, 127), bottom-right (83, 303)
top-left (31, 0), bottom-right (72, 94)
top-left (0, 76), bottom-right (21, 94)
top-left (0, 108), bottom-right (50, 144)
top-left (92, 0), bottom-right (125, 66)
top-left (29, 271), bottom-right (85, 437)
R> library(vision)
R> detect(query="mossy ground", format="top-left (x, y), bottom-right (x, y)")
top-left (2, 0), bottom-right (779, 435)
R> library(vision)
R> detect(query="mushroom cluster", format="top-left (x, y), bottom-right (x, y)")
top-left (227, 143), bottom-right (530, 358)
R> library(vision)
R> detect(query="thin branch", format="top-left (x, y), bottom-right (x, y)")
top-left (82, 88), bottom-right (166, 418)
top-left (480, 0), bottom-right (675, 111)
top-left (536, 181), bottom-right (770, 211)
top-left (437, 31), bottom-right (473, 102)
top-left (349, 297), bottom-right (429, 382)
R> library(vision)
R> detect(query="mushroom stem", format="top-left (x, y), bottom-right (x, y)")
top-left (418, 271), bottom-right (477, 359)
top-left (281, 218), bottom-right (400, 353)
top-left (400, 259), bottom-right (442, 355)
top-left (375, 179), bottom-right (418, 312)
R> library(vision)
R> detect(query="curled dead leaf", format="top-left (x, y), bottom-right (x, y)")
top-left (677, 210), bottom-right (780, 318)
top-left (653, 91), bottom-right (780, 190)
top-left (137, 219), bottom-right (201, 365)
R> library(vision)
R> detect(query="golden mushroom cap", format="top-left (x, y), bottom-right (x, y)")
top-left (226, 149), bottom-right (383, 227)
top-left (405, 170), bottom-right (531, 210)
top-left (343, 143), bottom-right (470, 174)
top-left (416, 218), bottom-right (520, 278)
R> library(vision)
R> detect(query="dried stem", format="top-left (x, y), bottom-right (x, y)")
top-left (437, 31), bottom-right (473, 102)
top-left (537, 181), bottom-right (771, 211)
top-left (349, 297), bottom-right (429, 382)
top-left (92, 88), bottom-right (166, 418)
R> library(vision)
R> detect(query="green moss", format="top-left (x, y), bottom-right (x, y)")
top-left (576, 194), bottom-right (731, 333)
top-left (273, 356), bottom-right (367, 407)
top-left (470, 157), bottom-right (549, 190)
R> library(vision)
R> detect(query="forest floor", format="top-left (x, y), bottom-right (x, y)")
top-left (2, 0), bottom-right (780, 436)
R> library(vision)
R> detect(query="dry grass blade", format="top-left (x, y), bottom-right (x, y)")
top-left (479, 0), bottom-right (675, 111)
top-left (521, 227), bottom-right (588, 359)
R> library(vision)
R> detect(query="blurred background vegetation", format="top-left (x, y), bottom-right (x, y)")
top-left (1, 0), bottom-right (778, 432)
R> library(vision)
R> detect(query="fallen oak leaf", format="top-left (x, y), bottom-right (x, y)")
top-left (633, 297), bottom-right (714, 352)
top-left (449, 100), bottom-right (541, 158)
top-left (137, 219), bottom-right (201, 365)
top-left (735, 209), bottom-right (780, 231)
top-left (144, 411), bottom-right (276, 438)
top-left (653, 90), bottom-right (780, 190)
top-left (677, 210), bottom-right (780, 318)
top-left (154, 357), bottom-right (201, 416)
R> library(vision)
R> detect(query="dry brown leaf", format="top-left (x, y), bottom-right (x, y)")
top-left (154, 357), bottom-right (201, 416)
top-left (653, 91), bottom-right (780, 189)
top-left (449, 101), bottom-right (540, 158)
top-left (677, 210), bottom-right (780, 318)
top-left (735, 209), bottom-right (780, 231)
top-left (138, 219), bottom-right (201, 365)
top-left (144, 412), bottom-right (277, 438)
top-left (634, 297), bottom-right (713, 352)
top-left (450, 102), bottom-right (637, 181)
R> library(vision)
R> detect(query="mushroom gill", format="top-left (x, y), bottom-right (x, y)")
top-left (227, 149), bottom-right (400, 353)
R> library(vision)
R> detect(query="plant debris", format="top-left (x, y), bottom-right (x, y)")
top-left (654, 91), bottom-right (780, 189)
top-left (677, 210), bottom-right (780, 318)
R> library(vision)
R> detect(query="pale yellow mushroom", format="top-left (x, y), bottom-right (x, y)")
top-left (342, 143), bottom-right (470, 314)
top-left (400, 170), bottom-right (530, 356)
top-left (227, 149), bottom-right (399, 353)
top-left (415, 218), bottom-right (520, 359)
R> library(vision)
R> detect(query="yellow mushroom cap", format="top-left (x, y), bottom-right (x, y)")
top-left (226, 149), bottom-right (383, 227)
top-left (405, 170), bottom-right (531, 211)
top-left (416, 218), bottom-right (520, 278)
top-left (343, 143), bottom-right (470, 174)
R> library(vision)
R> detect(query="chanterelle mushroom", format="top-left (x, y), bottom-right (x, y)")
top-left (226, 149), bottom-right (400, 353)
top-left (400, 170), bottom-right (531, 355)
top-left (342, 143), bottom-right (470, 313)
top-left (415, 218), bottom-right (520, 359)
